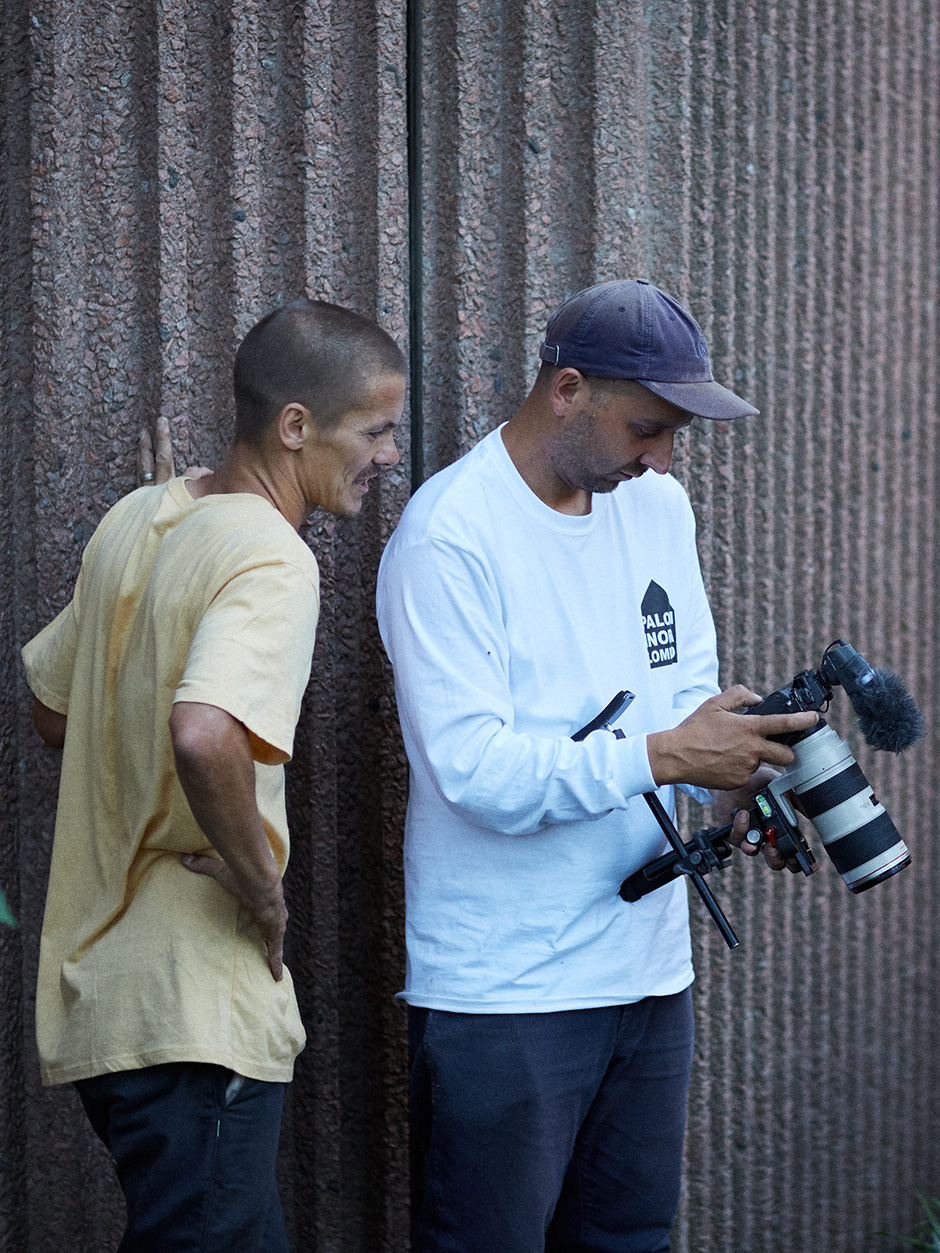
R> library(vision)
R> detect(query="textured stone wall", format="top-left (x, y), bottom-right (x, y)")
top-left (2, 0), bottom-right (939, 1250)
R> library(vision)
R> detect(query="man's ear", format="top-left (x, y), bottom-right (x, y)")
top-left (548, 368), bottom-right (588, 420)
top-left (276, 402), bottom-right (312, 451)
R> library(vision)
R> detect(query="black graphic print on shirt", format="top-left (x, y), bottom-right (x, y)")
top-left (641, 581), bottom-right (678, 669)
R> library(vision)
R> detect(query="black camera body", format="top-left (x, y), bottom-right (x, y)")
top-left (618, 641), bottom-right (923, 937)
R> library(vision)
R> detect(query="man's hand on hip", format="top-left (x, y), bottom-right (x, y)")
top-left (647, 685), bottom-right (818, 792)
top-left (183, 853), bottom-right (287, 981)
top-left (170, 702), bottom-right (288, 982)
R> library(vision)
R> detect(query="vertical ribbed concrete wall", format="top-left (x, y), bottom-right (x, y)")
top-left (2, 1), bottom-right (412, 1248)
top-left (2, 1), bottom-right (938, 1250)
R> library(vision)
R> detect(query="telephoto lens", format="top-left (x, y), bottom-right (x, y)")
top-left (776, 720), bottom-right (911, 893)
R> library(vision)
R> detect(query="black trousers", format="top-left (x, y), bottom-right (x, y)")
top-left (75, 1062), bottom-right (289, 1252)
top-left (409, 990), bottom-right (695, 1253)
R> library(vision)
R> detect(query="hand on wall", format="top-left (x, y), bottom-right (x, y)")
top-left (137, 417), bottom-right (212, 488)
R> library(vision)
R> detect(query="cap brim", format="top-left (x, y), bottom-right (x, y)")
top-left (636, 378), bottom-right (759, 421)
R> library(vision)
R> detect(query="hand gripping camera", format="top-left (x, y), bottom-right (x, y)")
top-left (593, 642), bottom-right (924, 948)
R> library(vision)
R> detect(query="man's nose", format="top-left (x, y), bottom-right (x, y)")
top-left (639, 433), bottom-right (675, 475)
top-left (375, 432), bottom-right (401, 466)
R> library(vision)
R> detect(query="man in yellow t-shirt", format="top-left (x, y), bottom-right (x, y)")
top-left (23, 299), bottom-right (405, 1252)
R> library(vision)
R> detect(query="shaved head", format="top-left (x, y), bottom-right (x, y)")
top-left (233, 299), bottom-right (406, 445)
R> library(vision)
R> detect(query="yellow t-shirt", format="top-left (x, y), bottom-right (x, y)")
top-left (22, 477), bottom-right (319, 1086)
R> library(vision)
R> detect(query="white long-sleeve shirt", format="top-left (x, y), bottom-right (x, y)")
top-left (377, 427), bottom-right (720, 1012)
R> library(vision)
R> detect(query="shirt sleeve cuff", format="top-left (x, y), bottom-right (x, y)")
top-left (22, 671), bottom-right (70, 716)
top-left (172, 686), bottom-right (294, 765)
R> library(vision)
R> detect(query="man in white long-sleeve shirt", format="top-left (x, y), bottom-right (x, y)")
top-left (377, 280), bottom-right (816, 1253)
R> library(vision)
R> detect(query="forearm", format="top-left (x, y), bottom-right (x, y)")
top-left (170, 702), bottom-right (280, 894)
top-left (32, 697), bottom-right (67, 750)
top-left (170, 701), bottom-right (287, 981)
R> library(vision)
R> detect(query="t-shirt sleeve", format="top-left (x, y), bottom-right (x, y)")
top-left (21, 600), bottom-right (80, 715)
top-left (378, 534), bottom-right (657, 836)
top-left (174, 559), bottom-right (319, 765)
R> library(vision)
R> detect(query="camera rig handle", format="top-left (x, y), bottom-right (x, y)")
top-left (570, 690), bottom-right (635, 742)
top-left (617, 783), bottom-right (817, 944)
top-left (572, 696), bottom-right (741, 949)
top-left (619, 812), bottom-right (735, 903)
top-left (636, 793), bottom-right (741, 949)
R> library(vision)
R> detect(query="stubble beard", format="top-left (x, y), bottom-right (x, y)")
top-left (551, 409), bottom-right (639, 495)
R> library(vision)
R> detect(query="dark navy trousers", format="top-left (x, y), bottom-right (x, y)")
top-left (409, 989), bottom-right (695, 1253)
top-left (75, 1062), bottom-right (289, 1252)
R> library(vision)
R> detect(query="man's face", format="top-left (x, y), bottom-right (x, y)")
top-left (549, 380), bottom-right (694, 496)
top-left (303, 372), bottom-right (405, 517)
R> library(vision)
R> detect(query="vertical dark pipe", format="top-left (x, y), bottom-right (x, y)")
top-left (406, 0), bottom-right (424, 490)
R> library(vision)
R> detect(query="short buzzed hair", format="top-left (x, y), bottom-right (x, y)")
top-left (233, 299), bottom-right (406, 445)
top-left (534, 362), bottom-right (648, 404)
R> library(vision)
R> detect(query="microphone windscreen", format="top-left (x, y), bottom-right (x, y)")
top-left (849, 668), bottom-right (925, 753)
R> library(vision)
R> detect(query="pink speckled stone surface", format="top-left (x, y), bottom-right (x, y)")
top-left (2, 1), bottom-right (939, 1249)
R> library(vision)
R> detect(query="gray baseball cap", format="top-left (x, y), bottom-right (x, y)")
top-left (539, 279), bottom-right (759, 420)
